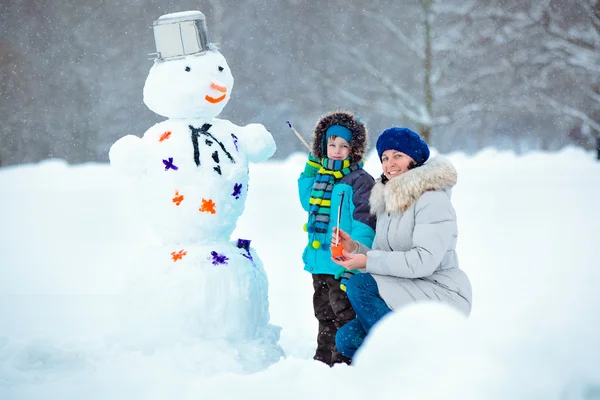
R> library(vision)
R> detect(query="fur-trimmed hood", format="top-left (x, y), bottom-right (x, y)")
top-left (369, 157), bottom-right (457, 215)
top-left (311, 110), bottom-right (368, 163)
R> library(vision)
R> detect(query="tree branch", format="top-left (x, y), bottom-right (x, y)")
top-left (436, 62), bottom-right (510, 98)
top-left (540, 93), bottom-right (600, 133)
top-left (362, 10), bottom-right (425, 59)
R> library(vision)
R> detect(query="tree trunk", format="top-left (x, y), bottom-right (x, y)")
top-left (596, 135), bottom-right (600, 161)
top-left (422, 0), bottom-right (433, 146)
top-left (419, 125), bottom-right (431, 144)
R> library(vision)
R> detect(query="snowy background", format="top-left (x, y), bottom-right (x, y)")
top-left (1, 147), bottom-right (600, 399)
top-left (3, 0), bottom-right (599, 165)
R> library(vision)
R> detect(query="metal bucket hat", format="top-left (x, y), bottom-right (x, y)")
top-left (148, 10), bottom-right (211, 61)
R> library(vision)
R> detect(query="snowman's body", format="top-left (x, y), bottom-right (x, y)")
top-left (109, 12), bottom-right (280, 369)
top-left (116, 117), bottom-right (259, 243)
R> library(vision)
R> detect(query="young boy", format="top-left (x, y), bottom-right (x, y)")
top-left (298, 110), bottom-right (376, 366)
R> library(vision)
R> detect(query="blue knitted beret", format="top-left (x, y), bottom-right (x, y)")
top-left (375, 127), bottom-right (430, 166)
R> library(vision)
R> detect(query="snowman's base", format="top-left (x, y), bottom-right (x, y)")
top-left (116, 240), bottom-right (283, 372)
top-left (112, 323), bottom-right (283, 375)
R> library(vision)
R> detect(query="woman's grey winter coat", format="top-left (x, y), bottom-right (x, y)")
top-left (355, 157), bottom-right (472, 315)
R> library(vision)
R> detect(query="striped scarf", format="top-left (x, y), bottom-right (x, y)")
top-left (309, 158), bottom-right (363, 233)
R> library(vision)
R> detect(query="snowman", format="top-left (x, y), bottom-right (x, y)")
top-left (109, 11), bottom-right (281, 370)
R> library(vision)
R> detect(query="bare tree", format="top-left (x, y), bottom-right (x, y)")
top-left (489, 0), bottom-right (600, 157)
top-left (536, 0), bottom-right (600, 158)
top-left (317, 0), bottom-right (519, 145)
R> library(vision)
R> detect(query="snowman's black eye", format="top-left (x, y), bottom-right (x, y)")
top-left (185, 66), bottom-right (191, 72)
top-left (218, 66), bottom-right (224, 72)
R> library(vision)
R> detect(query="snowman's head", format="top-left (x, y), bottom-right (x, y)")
top-left (143, 49), bottom-right (234, 119)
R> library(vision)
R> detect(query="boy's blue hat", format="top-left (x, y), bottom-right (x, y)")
top-left (376, 127), bottom-right (430, 166)
top-left (325, 124), bottom-right (353, 143)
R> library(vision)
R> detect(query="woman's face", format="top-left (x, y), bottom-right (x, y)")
top-left (381, 149), bottom-right (415, 179)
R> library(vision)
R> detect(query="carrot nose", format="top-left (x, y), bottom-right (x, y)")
top-left (210, 83), bottom-right (227, 93)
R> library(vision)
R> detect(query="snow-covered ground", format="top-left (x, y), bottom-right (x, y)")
top-left (1, 147), bottom-right (599, 399)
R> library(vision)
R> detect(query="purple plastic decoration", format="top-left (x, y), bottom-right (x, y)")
top-left (236, 238), bottom-right (254, 264)
top-left (232, 183), bottom-right (243, 199)
top-left (163, 157), bottom-right (178, 171)
top-left (231, 133), bottom-right (239, 152)
top-left (237, 238), bottom-right (251, 251)
top-left (209, 251), bottom-right (229, 266)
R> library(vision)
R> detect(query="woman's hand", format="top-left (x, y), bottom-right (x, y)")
top-left (331, 250), bottom-right (366, 270)
top-left (331, 227), bottom-right (357, 253)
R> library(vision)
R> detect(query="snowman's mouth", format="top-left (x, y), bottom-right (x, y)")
top-left (205, 94), bottom-right (226, 104)
top-left (205, 83), bottom-right (227, 104)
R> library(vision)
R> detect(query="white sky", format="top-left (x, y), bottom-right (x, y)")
top-left (1, 147), bottom-right (599, 399)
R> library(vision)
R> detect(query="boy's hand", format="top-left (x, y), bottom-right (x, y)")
top-left (335, 267), bottom-right (360, 292)
top-left (334, 266), bottom-right (348, 280)
top-left (303, 154), bottom-right (320, 177)
top-left (331, 227), bottom-right (357, 253)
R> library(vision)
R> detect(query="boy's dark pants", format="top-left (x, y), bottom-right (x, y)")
top-left (312, 273), bottom-right (356, 366)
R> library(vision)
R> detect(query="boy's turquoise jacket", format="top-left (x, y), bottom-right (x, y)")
top-left (298, 167), bottom-right (376, 275)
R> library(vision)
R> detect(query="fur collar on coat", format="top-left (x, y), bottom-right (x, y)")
top-left (369, 157), bottom-right (457, 215)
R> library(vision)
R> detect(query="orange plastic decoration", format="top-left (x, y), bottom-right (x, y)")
top-left (331, 244), bottom-right (345, 260)
top-left (210, 83), bottom-right (227, 93)
top-left (199, 198), bottom-right (217, 214)
top-left (172, 190), bottom-right (184, 206)
top-left (205, 94), bottom-right (226, 104)
top-left (171, 249), bottom-right (187, 262)
top-left (159, 131), bottom-right (172, 142)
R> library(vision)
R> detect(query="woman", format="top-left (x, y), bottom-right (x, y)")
top-left (331, 127), bottom-right (472, 359)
